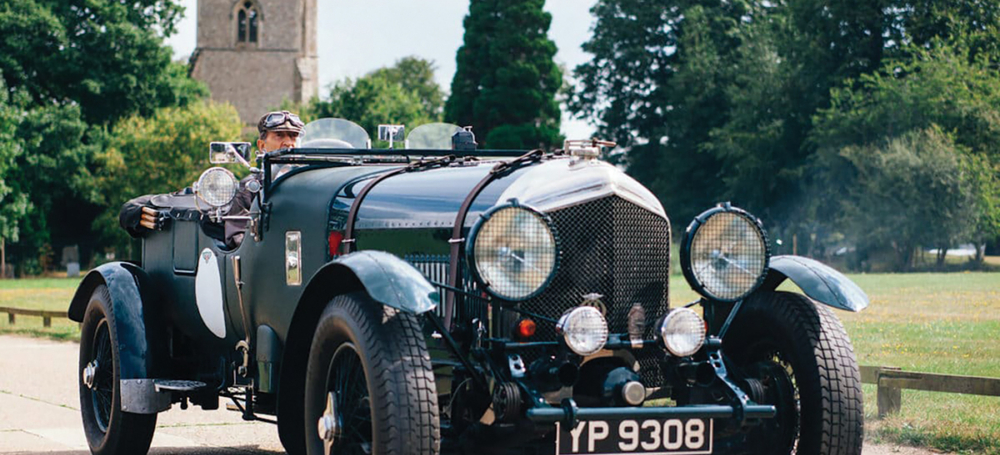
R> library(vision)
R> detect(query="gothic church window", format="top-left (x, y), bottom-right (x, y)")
top-left (237, 1), bottom-right (259, 43)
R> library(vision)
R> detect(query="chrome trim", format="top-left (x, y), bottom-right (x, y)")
top-left (495, 159), bottom-right (667, 219)
top-left (286, 231), bottom-right (302, 286)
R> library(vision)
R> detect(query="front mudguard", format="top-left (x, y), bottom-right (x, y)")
top-left (762, 255), bottom-right (869, 312)
top-left (69, 262), bottom-right (171, 413)
top-left (306, 250), bottom-right (440, 314)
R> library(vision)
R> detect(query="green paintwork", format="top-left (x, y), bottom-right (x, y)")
top-left (331, 251), bottom-right (439, 314)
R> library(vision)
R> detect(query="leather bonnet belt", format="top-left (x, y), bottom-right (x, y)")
top-left (340, 156), bottom-right (455, 255)
top-left (443, 150), bottom-right (546, 330)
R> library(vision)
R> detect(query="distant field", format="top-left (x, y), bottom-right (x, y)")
top-left (0, 278), bottom-right (80, 340)
top-left (3, 272), bottom-right (999, 452)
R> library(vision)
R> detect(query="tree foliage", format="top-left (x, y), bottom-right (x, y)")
top-left (312, 57), bottom-right (444, 142)
top-left (94, 101), bottom-right (243, 253)
top-left (0, 0), bottom-right (208, 272)
top-left (836, 128), bottom-right (978, 270)
top-left (446, 0), bottom-right (562, 149)
top-left (0, 0), bottom-right (197, 125)
top-left (0, 81), bottom-right (27, 243)
top-left (571, 0), bottom-right (1000, 270)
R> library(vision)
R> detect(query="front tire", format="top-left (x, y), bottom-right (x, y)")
top-left (78, 285), bottom-right (157, 455)
top-left (724, 291), bottom-right (863, 455)
top-left (304, 292), bottom-right (440, 455)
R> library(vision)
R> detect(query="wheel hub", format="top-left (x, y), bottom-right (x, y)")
top-left (318, 392), bottom-right (341, 455)
top-left (82, 359), bottom-right (99, 390)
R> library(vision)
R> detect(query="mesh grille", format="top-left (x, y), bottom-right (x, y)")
top-left (517, 196), bottom-right (671, 386)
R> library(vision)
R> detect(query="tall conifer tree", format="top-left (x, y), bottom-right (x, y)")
top-left (446, 0), bottom-right (562, 149)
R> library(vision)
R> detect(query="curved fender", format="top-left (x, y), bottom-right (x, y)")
top-left (68, 262), bottom-right (170, 413)
top-left (763, 255), bottom-right (869, 312)
top-left (313, 251), bottom-right (439, 314)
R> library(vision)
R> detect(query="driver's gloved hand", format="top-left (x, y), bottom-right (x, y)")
top-left (139, 207), bottom-right (170, 231)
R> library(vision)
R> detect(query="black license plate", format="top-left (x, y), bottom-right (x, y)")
top-left (556, 418), bottom-right (713, 455)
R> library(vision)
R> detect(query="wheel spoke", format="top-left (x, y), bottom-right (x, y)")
top-left (326, 343), bottom-right (372, 451)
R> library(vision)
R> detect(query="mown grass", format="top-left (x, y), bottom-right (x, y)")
top-left (0, 277), bottom-right (81, 341)
top-left (4, 272), bottom-right (1000, 452)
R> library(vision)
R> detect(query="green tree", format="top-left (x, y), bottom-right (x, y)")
top-left (446, 0), bottom-right (562, 149)
top-left (0, 81), bottom-right (28, 275)
top-left (0, 0), bottom-right (194, 125)
top-left (836, 128), bottom-right (978, 270)
top-left (812, 43), bottom-right (1000, 265)
top-left (312, 58), bottom-right (444, 143)
top-left (572, 0), bottom-right (1000, 249)
top-left (370, 57), bottom-right (445, 118)
top-left (94, 101), bottom-right (243, 255)
top-left (0, 0), bottom-right (206, 272)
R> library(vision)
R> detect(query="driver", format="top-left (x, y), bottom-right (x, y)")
top-left (119, 110), bottom-right (304, 247)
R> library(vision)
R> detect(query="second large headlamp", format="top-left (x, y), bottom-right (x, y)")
top-left (467, 201), bottom-right (558, 301)
top-left (681, 203), bottom-right (769, 302)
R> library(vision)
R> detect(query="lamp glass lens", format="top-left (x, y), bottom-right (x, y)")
top-left (198, 168), bottom-right (238, 207)
top-left (661, 308), bottom-right (706, 357)
top-left (473, 206), bottom-right (556, 300)
top-left (558, 307), bottom-right (609, 356)
top-left (690, 212), bottom-right (766, 300)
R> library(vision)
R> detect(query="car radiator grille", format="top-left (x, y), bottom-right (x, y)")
top-left (408, 196), bottom-right (671, 388)
top-left (520, 195), bottom-right (671, 387)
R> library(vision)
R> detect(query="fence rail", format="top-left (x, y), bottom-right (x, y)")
top-left (0, 306), bottom-right (69, 328)
top-left (2, 305), bottom-right (999, 415)
top-left (860, 365), bottom-right (1000, 417)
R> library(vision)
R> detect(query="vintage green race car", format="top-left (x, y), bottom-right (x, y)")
top-left (68, 118), bottom-right (869, 455)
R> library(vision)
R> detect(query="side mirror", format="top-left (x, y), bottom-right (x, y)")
top-left (210, 142), bottom-right (253, 164)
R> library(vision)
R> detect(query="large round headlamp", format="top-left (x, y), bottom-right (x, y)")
top-left (659, 308), bottom-right (707, 357)
top-left (467, 202), bottom-right (558, 301)
top-left (681, 203), bottom-right (769, 302)
top-left (194, 167), bottom-right (239, 208)
top-left (556, 306), bottom-right (609, 356)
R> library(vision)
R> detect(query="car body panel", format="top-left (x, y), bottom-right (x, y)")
top-left (68, 262), bottom-right (168, 381)
top-left (765, 255), bottom-right (870, 312)
top-left (316, 251), bottom-right (439, 314)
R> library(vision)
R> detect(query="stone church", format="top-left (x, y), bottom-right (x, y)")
top-left (190, 0), bottom-right (319, 124)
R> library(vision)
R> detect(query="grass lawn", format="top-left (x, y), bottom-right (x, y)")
top-left (0, 277), bottom-right (81, 340)
top-left (3, 272), bottom-right (999, 452)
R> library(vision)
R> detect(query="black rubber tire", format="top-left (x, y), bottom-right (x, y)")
top-left (724, 291), bottom-right (863, 455)
top-left (304, 292), bottom-right (440, 455)
top-left (78, 285), bottom-right (157, 455)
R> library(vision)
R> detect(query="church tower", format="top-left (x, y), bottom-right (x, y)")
top-left (190, 0), bottom-right (318, 124)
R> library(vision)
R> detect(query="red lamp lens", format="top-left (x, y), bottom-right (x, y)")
top-left (328, 231), bottom-right (344, 257)
top-left (517, 319), bottom-right (537, 339)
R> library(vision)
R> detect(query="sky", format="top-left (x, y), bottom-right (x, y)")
top-left (165, 0), bottom-right (598, 139)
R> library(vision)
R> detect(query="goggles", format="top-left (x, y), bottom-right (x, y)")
top-left (262, 111), bottom-right (304, 130)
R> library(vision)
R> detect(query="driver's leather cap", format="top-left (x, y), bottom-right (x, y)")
top-left (257, 111), bottom-right (303, 135)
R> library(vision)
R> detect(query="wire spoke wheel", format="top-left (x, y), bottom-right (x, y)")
top-left (737, 343), bottom-right (800, 453)
top-left (326, 343), bottom-right (373, 455)
top-left (77, 285), bottom-right (156, 455)
top-left (304, 292), bottom-right (439, 455)
top-left (724, 291), bottom-right (863, 455)
top-left (90, 319), bottom-right (115, 433)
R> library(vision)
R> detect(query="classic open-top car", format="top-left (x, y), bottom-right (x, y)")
top-left (68, 118), bottom-right (869, 455)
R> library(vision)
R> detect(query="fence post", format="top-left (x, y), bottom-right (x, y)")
top-left (7, 312), bottom-right (13, 325)
top-left (43, 316), bottom-right (51, 328)
top-left (877, 366), bottom-right (902, 418)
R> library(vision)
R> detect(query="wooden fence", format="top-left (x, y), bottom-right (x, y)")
top-left (2, 305), bottom-right (999, 417)
top-left (0, 306), bottom-right (69, 328)
top-left (860, 365), bottom-right (1000, 417)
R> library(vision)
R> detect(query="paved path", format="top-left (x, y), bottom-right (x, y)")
top-left (0, 335), bottom-right (283, 454)
top-left (0, 334), bottom-right (942, 454)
